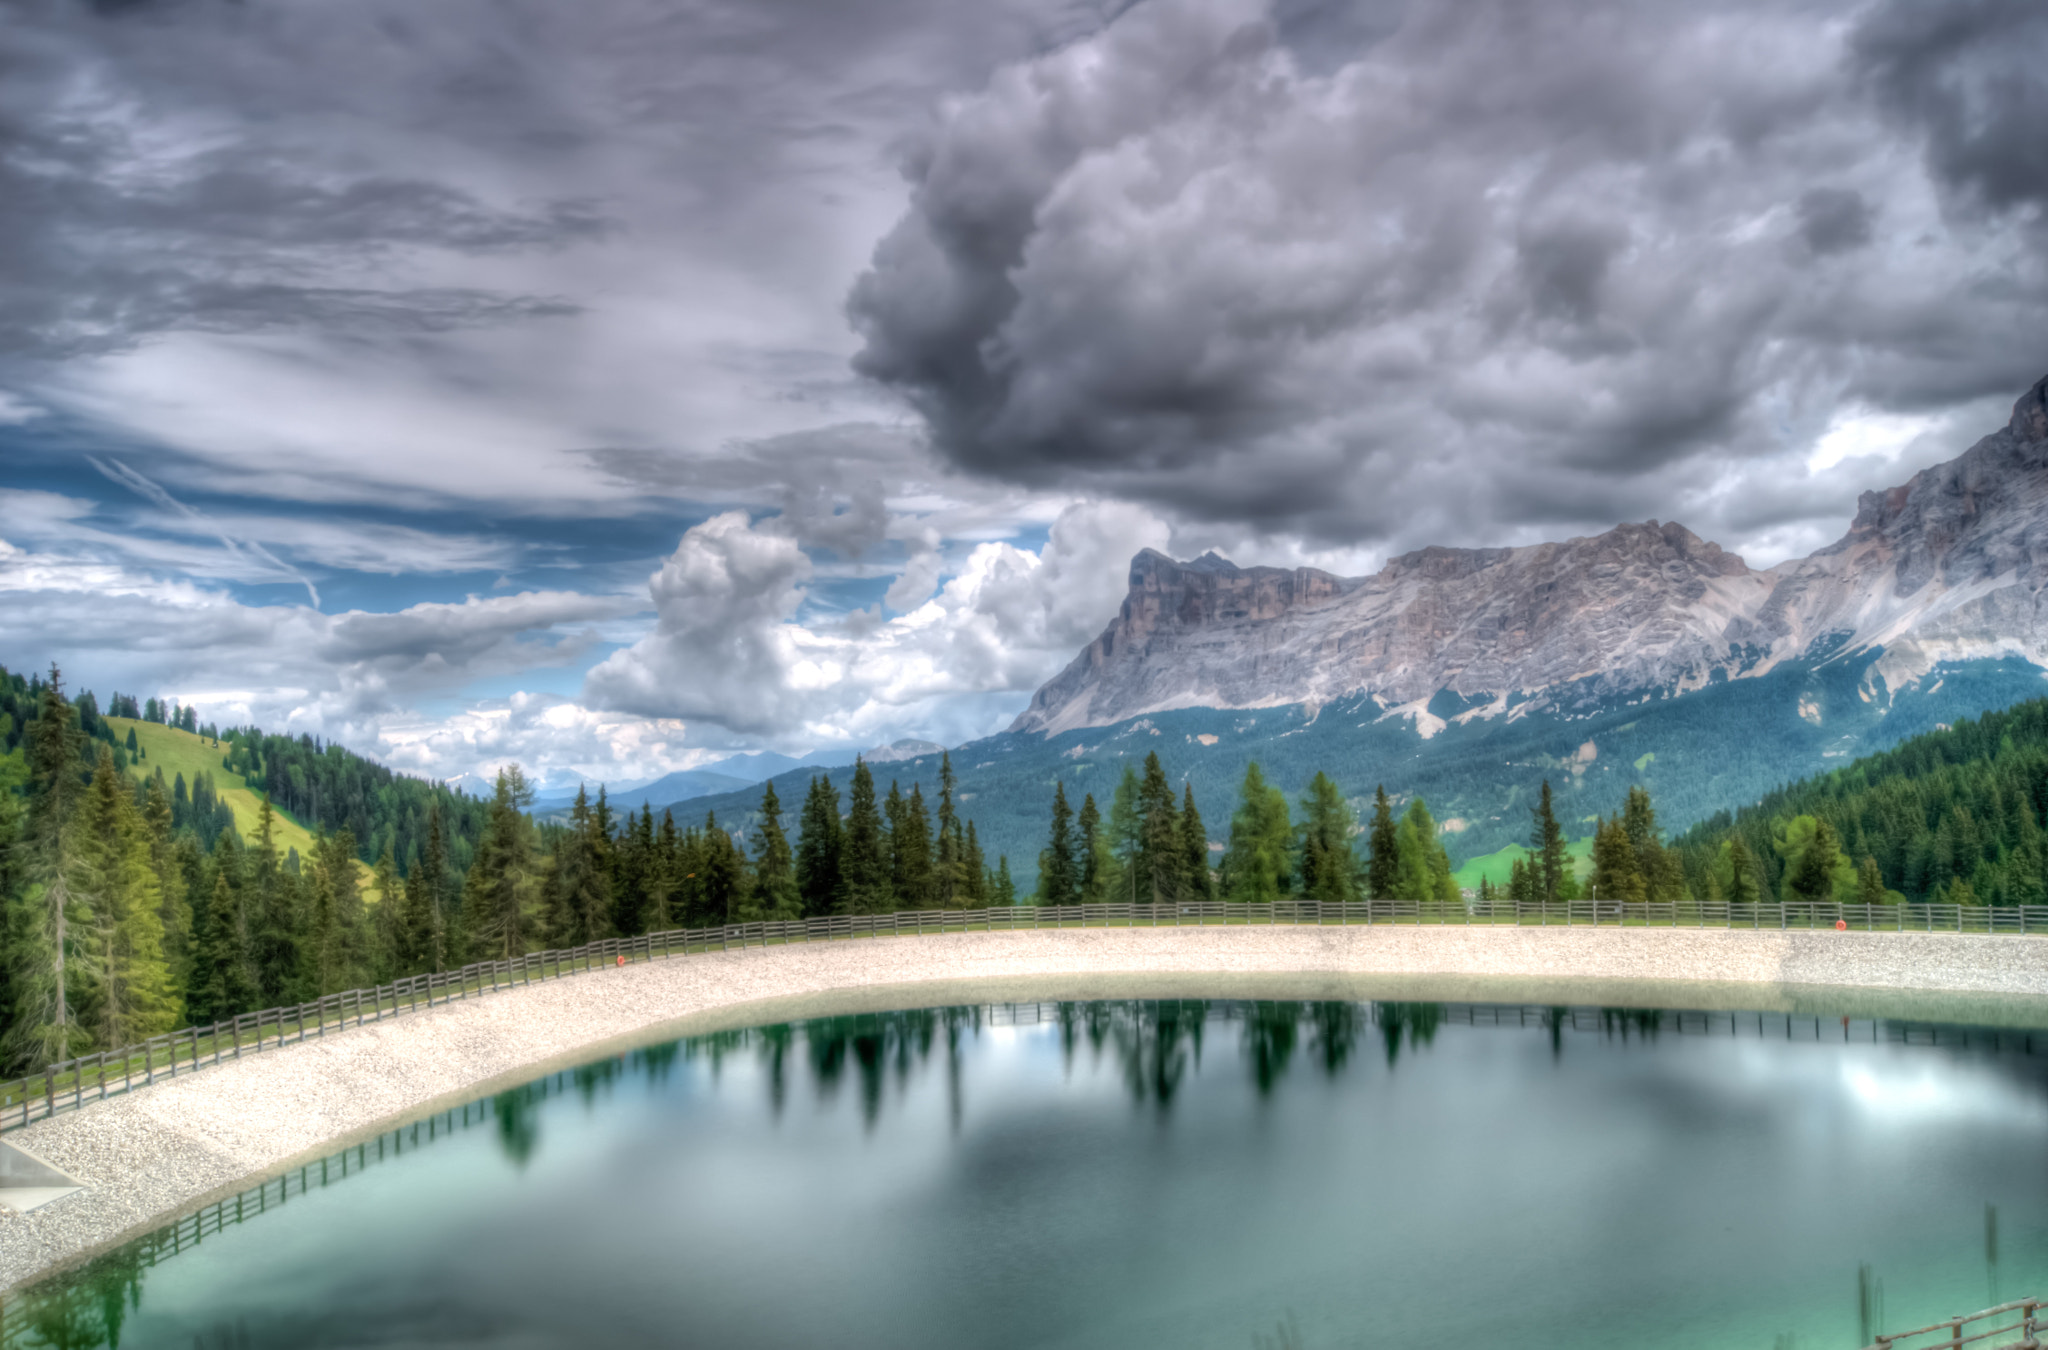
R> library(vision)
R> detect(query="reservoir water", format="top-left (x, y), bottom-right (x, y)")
top-left (5, 995), bottom-right (2046, 1349)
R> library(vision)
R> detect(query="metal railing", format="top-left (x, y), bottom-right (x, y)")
top-left (1866, 1298), bottom-right (2041, 1349)
top-left (6, 895), bottom-right (2045, 1134)
top-left (0, 1096), bottom-right (504, 1346)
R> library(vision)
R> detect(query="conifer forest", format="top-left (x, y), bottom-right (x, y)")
top-left (8, 652), bottom-right (2048, 1076)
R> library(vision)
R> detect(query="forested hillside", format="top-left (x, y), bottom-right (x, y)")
top-left (678, 648), bottom-right (2048, 895)
top-left (1673, 698), bottom-right (2048, 908)
top-left (0, 666), bottom-right (1018, 1074)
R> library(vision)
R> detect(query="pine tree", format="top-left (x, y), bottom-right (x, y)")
top-left (1506, 856), bottom-right (1535, 907)
top-left (1037, 782), bottom-right (1079, 906)
top-left (1221, 763), bottom-right (1292, 905)
top-left (1590, 817), bottom-right (1646, 906)
top-left (306, 827), bottom-right (368, 996)
top-left (840, 759), bottom-right (890, 914)
top-left (646, 810), bottom-right (680, 932)
top-left (463, 767), bottom-right (542, 959)
top-left (1136, 752), bottom-right (1184, 904)
top-left (613, 805), bottom-right (655, 936)
top-left (250, 797), bottom-right (305, 1005)
top-left (401, 804), bottom-right (450, 973)
top-left (752, 781), bottom-right (801, 920)
top-left (1723, 835), bottom-right (1761, 907)
top-left (4, 667), bottom-right (89, 1069)
top-left (1393, 798), bottom-right (1457, 903)
top-left (1181, 783), bottom-right (1215, 904)
top-left (1784, 816), bottom-right (1847, 904)
top-left (934, 752), bottom-right (964, 908)
top-left (796, 776), bottom-right (844, 917)
top-left (1297, 772), bottom-right (1359, 904)
top-left (1531, 781), bottom-right (1567, 905)
top-left (888, 782), bottom-right (935, 909)
top-left (1365, 786), bottom-right (1399, 901)
top-left (1856, 855), bottom-right (1888, 906)
top-left (190, 844), bottom-right (256, 1022)
top-left (991, 855), bottom-right (1017, 907)
top-left (550, 785), bottom-right (615, 947)
top-left (699, 812), bottom-right (751, 924)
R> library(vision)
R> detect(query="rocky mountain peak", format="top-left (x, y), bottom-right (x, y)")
top-left (1013, 372), bottom-right (2048, 736)
top-left (2014, 373), bottom-right (2048, 444)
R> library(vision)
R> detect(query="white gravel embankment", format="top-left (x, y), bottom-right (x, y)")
top-left (4, 923), bottom-right (2046, 1292)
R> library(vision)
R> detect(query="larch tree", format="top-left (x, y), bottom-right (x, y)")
top-left (75, 745), bottom-right (179, 1048)
top-left (1108, 766), bottom-right (1143, 902)
top-left (1393, 798), bottom-right (1457, 904)
top-left (4, 667), bottom-right (90, 1069)
top-left (1221, 763), bottom-right (1291, 905)
top-left (1077, 793), bottom-right (1118, 905)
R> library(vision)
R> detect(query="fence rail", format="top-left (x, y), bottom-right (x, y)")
top-left (6, 895), bottom-right (2046, 1134)
top-left (1866, 1297), bottom-right (2041, 1349)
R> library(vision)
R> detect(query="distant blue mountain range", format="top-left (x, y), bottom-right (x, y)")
top-left (532, 747), bottom-right (860, 817)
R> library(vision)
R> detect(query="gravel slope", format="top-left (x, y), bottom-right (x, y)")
top-left (4, 924), bottom-right (2046, 1292)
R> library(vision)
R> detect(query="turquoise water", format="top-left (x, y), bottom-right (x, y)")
top-left (5, 999), bottom-right (2045, 1350)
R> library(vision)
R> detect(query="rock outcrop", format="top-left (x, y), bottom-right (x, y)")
top-left (1014, 374), bottom-right (2048, 735)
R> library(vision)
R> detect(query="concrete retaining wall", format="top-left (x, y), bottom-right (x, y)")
top-left (3, 924), bottom-right (2045, 1293)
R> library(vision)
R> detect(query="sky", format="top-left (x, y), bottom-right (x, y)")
top-left (2, 0), bottom-right (2045, 790)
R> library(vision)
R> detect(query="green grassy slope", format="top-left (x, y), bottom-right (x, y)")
top-left (108, 717), bottom-right (378, 894)
top-left (1451, 836), bottom-right (1594, 891)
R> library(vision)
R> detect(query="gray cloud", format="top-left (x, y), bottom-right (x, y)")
top-left (0, 10), bottom-right (605, 361)
top-left (848, 0), bottom-right (2048, 556)
top-left (1796, 188), bottom-right (1875, 256)
top-left (1853, 0), bottom-right (2048, 218)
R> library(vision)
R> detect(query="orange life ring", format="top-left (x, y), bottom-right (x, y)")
top-left (1834, 919), bottom-right (1848, 931)
top-left (616, 954), bottom-right (626, 967)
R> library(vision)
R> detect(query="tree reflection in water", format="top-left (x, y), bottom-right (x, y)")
top-left (3, 1000), bottom-right (1466, 1348)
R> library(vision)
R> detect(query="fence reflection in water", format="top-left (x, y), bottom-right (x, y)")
top-left (5, 997), bottom-right (2042, 1350)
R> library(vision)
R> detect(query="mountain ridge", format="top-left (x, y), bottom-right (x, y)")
top-left (1014, 373), bottom-right (2048, 736)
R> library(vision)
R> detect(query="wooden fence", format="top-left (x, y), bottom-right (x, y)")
top-left (6, 896), bottom-right (2046, 1133)
top-left (1865, 1298), bottom-right (2041, 1349)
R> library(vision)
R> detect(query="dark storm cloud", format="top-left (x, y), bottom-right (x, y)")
top-left (0, 12), bottom-right (606, 360)
top-left (848, 0), bottom-right (2048, 551)
top-left (1853, 0), bottom-right (2048, 218)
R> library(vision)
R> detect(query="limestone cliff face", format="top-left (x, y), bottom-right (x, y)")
top-left (1013, 374), bottom-right (2048, 736)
